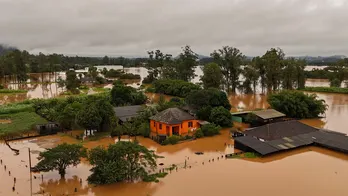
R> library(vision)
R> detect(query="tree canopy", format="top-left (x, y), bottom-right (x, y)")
top-left (87, 142), bottom-right (157, 184)
top-left (267, 90), bottom-right (327, 118)
top-left (200, 63), bottom-right (223, 89)
top-left (185, 88), bottom-right (231, 110)
top-left (34, 143), bottom-right (87, 178)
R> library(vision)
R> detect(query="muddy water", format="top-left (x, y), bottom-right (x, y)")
top-left (1, 130), bottom-right (348, 196)
top-left (0, 73), bottom-right (64, 105)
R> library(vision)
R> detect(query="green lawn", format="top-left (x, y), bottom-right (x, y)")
top-left (0, 103), bottom-right (34, 114)
top-left (0, 112), bottom-right (47, 138)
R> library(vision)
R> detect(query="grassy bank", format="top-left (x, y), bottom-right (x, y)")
top-left (0, 111), bottom-right (47, 138)
top-left (302, 87), bottom-right (348, 94)
top-left (0, 89), bottom-right (28, 94)
top-left (0, 102), bottom-right (34, 114)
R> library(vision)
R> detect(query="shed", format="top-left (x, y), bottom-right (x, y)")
top-left (36, 123), bottom-right (61, 135)
top-left (253, 109), bottom-right (286, 120)
top-left (113, 105), bottom-right (143, 123)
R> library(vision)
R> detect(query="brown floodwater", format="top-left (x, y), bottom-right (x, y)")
top-left (1, 129), bottom-right (348, 196)
top-left (1, 67), bottom-right (348, 195)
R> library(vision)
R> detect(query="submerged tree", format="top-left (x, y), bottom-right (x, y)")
top-left (242, 64), bottom-right (259, 94)
top-left (34, 143), bottom-right (87, 178)
top-left (176, 45), bottom-right (198, 81)
top-left (88, 142), bottom-right (157, 184)
top-left (211, 46), bottom-right (244, 92)
top-left (262, 48), bottom-right (285, 91)
top-left (200, 63), bottom-right (223, 89)
top-left (65, 70), bottom-right (80, 93)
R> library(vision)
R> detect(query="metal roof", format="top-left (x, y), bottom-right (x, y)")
top-left (252, 109), bottom-right (285, 120)
top-left (113, 105), bottom-right (143, 122)
top-left (234, 136), bottom-right (278, 156)
top-left (245, 120), bottom-right (319, 140)
top-left (235, 122), bottom-right (348, 156)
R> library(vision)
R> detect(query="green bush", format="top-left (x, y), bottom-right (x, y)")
top-left (153, 79), bottom-right (201, 97)
top-left (268, 90), bottom-right (327, 118)
top-left (201, 123), bottom-right (221, 137)
top-left (143, 172), bottom-right (168, 182)
top-left (0, 84), bottom-right (3, 89)
top-left (139, 122), bottom-right (150, 137)
top-left (162, 135), bottom-right (181, 145)
top-left (119, 73), bottom-right (141, 80)
top-left (196, 106), bottom-right (212, 121)
top-left (194, 128), bottom-right (204, 138)
top-left (145, 87), bottom-right (156, 93)
top-left (95, 76), bottom-right (106, 84)
top-left (105, 69), bottom-right (123, 78)
top-left (209, 106), bottom-right (232, 127)
top-left (185, 88), bottom-right (231, 110)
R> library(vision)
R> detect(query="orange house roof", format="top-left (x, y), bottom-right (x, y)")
top-left (149, 108), bottom-right (196, 125)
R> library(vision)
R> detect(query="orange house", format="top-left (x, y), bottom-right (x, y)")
top-left (149, 108), bottom-right (200, 137)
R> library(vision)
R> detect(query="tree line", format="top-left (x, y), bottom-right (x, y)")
top-left (144, 46), bottom-right (308, 93)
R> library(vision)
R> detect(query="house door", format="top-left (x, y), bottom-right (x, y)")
top-left (172, 126), bottom-right (180, 136)
top-left (166, 126), bottom-right (170, 136)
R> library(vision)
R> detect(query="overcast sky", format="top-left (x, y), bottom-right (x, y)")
top-left (0, 0), bottom-right (347, 57)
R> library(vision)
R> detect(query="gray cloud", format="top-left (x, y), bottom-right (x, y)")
top-left (0, 0), bottom-right (347, 57)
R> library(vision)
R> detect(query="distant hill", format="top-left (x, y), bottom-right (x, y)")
top-left (295, 55), bottom-right (346, 65)
top-left (0, 44), bottom-right (17, 56)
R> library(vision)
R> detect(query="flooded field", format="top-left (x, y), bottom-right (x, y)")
top-left (1, 65), bottom-right (348, 195)
top-left (0, 66), bottom-right (331, 105)
top-left (0, 129), bottom-right (347, 196)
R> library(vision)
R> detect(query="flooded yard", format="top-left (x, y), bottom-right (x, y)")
top-left (1, 66), bottom-right (348, 195)
top-left (0, 129), bottom-right (347, 196)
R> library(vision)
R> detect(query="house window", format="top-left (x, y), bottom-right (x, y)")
top-left (188, 121), bottom-right (193, 128)
top-left (154, 122), bottom-right (156, 127)
top-left (159, 124), bottom-right (162, 130)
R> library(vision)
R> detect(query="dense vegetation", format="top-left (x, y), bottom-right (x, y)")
top-left (304, 69), bottom-right (333, 79)
top-left (195, 123), bottom-right (221, 138)
top-left (268, 90), bottom-right (327, 118)
top-left (185, 88), bottom-right (231, 110)
top-left (145, 46), bottom-right (309, 94)
top-left (87, 142), bottom-right (157, 184)
top-left (111, 82), bottom-right (147, 106)
top-left (209, 107), bottom-right (232, 127)
top-left (33, 92), bottom-right (114, 131)
top-left (152, 79), bottom-right (201, 97)
top-left (303, 87), bottom-right (348, 94)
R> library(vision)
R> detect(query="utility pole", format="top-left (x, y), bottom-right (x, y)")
top-left (28, 148), bottom-right (32, 196)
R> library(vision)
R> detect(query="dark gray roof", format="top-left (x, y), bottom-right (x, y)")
top-left (113, 105), bottom-right (143, 122)
top-left (149, 108), bottom-right (195, 124)
top-left (234, 136), bottom-right (278, 156)
top-left (245, 120), bottom-right (318, 141)
top-left (252, 109), bottom-right (285, 120)
top-left (235, 121), bottom-right (348, 156)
